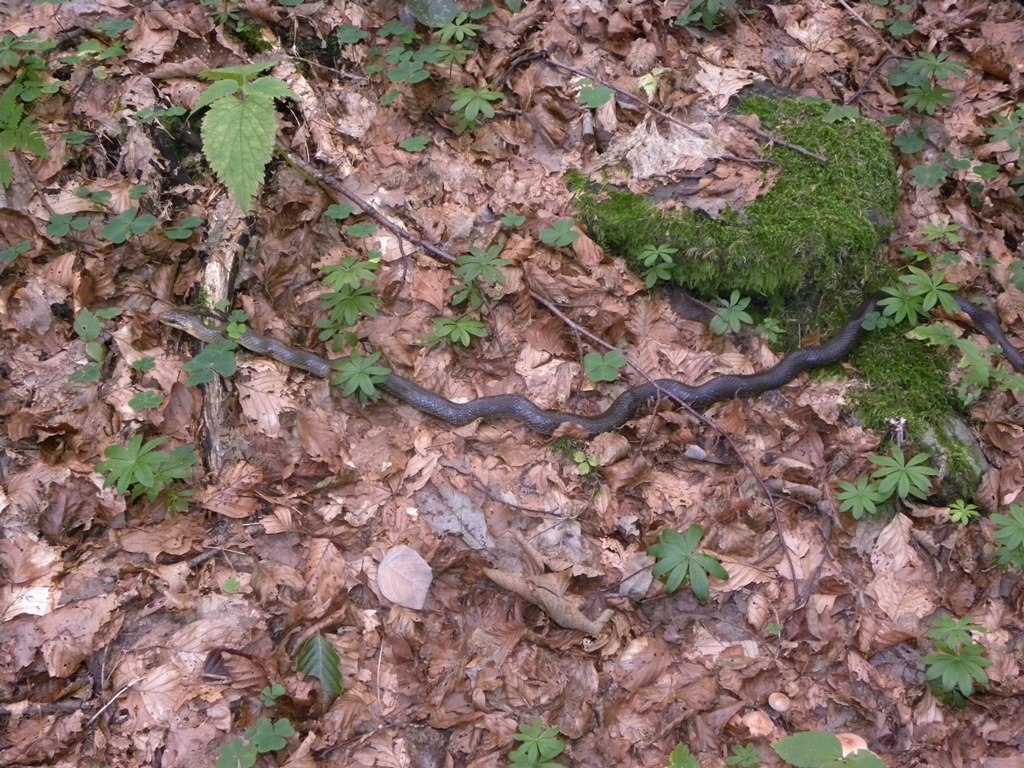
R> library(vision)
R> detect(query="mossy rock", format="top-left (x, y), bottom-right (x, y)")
top-left (571, 89), bottom-right (982, 497)
top-left (572, 90), bottom-right (902, 336)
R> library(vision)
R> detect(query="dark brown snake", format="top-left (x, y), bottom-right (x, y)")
top-left (160, 294), bottom-right (1024, 436)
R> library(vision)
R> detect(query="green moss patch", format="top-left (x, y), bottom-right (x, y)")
top-left (572, 91), bottom-right (900, 340)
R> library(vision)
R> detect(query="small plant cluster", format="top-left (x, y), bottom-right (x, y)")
top-left (337, 6), bottom-right (502, 134)
top-left (854, 266), bottom-right (1024, 405)
top-left (673, 0), bottom-right (741, 31)
top-left (97, 435), bottom-right (197, 513)
top-left (887, 51), bottom-right (1023, 198)
top-left (836, 445), bottom-right (938, 520)
top-left (40, 183), bottom-right (204, 252)
top-left (991, 504), bottom-right (1024, 570)
top-left (427, 243), bottom-right (511, 346)
top-left (922, 614), bottom-right (992, 704)
top-left (508, 719), bottom-right (565, 768)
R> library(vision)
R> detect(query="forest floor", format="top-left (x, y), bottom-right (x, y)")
top-left (1, 1), bottom-right (1024, 767)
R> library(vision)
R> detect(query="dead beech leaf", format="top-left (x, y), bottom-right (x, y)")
top-left (377, 545), bottom-right (432, 610)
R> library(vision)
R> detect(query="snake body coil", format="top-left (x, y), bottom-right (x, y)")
top-left (160, 294), bottom-right (1024, 436)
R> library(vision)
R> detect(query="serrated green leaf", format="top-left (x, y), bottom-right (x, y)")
top-left (201, 94), bottom-right (279, 212)
top-left (201, 61), bottom-right (276, 81)
top-left (244, 76), bottom-right (296, 102)
top-left (194, 79), bottom-right (239, 112)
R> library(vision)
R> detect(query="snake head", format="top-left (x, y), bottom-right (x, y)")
top-left (158, 310), bottom-right (226, 343)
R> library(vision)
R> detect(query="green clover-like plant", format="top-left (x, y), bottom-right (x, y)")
top-left (638, 243), bottom-right (677, 287)
top-left (583, 349), bottom-right (627, 383)
top-left (539, 219), bottom-right (580, 247)
top-left (647, 524), bottom-right (729, 603)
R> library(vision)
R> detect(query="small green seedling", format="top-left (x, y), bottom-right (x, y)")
top-left (947, 499), bottom-right (979, 526)
top-left (583, 349), bottom-right (626, 383)
top-left (572, 451), bottom-right (599, 476)
top-left (922, 614), bottom-right (992, 701)
top-left (710, 290), bottom-right (753, 335)
top-left (508, 719), bottom-right (565, 768)
top-left (648, 524), bottom-right (729, 603)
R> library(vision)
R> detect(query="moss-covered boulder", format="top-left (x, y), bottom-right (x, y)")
top-left (573, 91), bottom-right (902, 336)
top-left (572, 89), bottom-right (983, 498)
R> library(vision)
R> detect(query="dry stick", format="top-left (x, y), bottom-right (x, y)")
top-left (281, 148), bottom-right (802, 603)
top-left (846, 53), bottom-right (900, 106)
top-left (541, 53), bottom-right (829, 166)
top-left (835, 0), bottom-right (900, 58)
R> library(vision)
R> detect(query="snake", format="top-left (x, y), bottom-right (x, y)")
top-left (159, 294), bottom-right (1024, 436)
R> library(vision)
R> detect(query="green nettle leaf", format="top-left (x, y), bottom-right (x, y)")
top-left (193, 78), bottom-right (239, 112)
top-left (583, 349), bottom-right (627, 383)
top-left (200, 93), bottom-right (280, 212)
top-left (296, 633), bottom-right (345, 696)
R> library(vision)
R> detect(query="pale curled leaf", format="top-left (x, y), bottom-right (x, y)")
top-left (377, 545), bottom-right (433, 609)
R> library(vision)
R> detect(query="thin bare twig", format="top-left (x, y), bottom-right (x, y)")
top-left (834, 0), bottom-right (900, 58)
